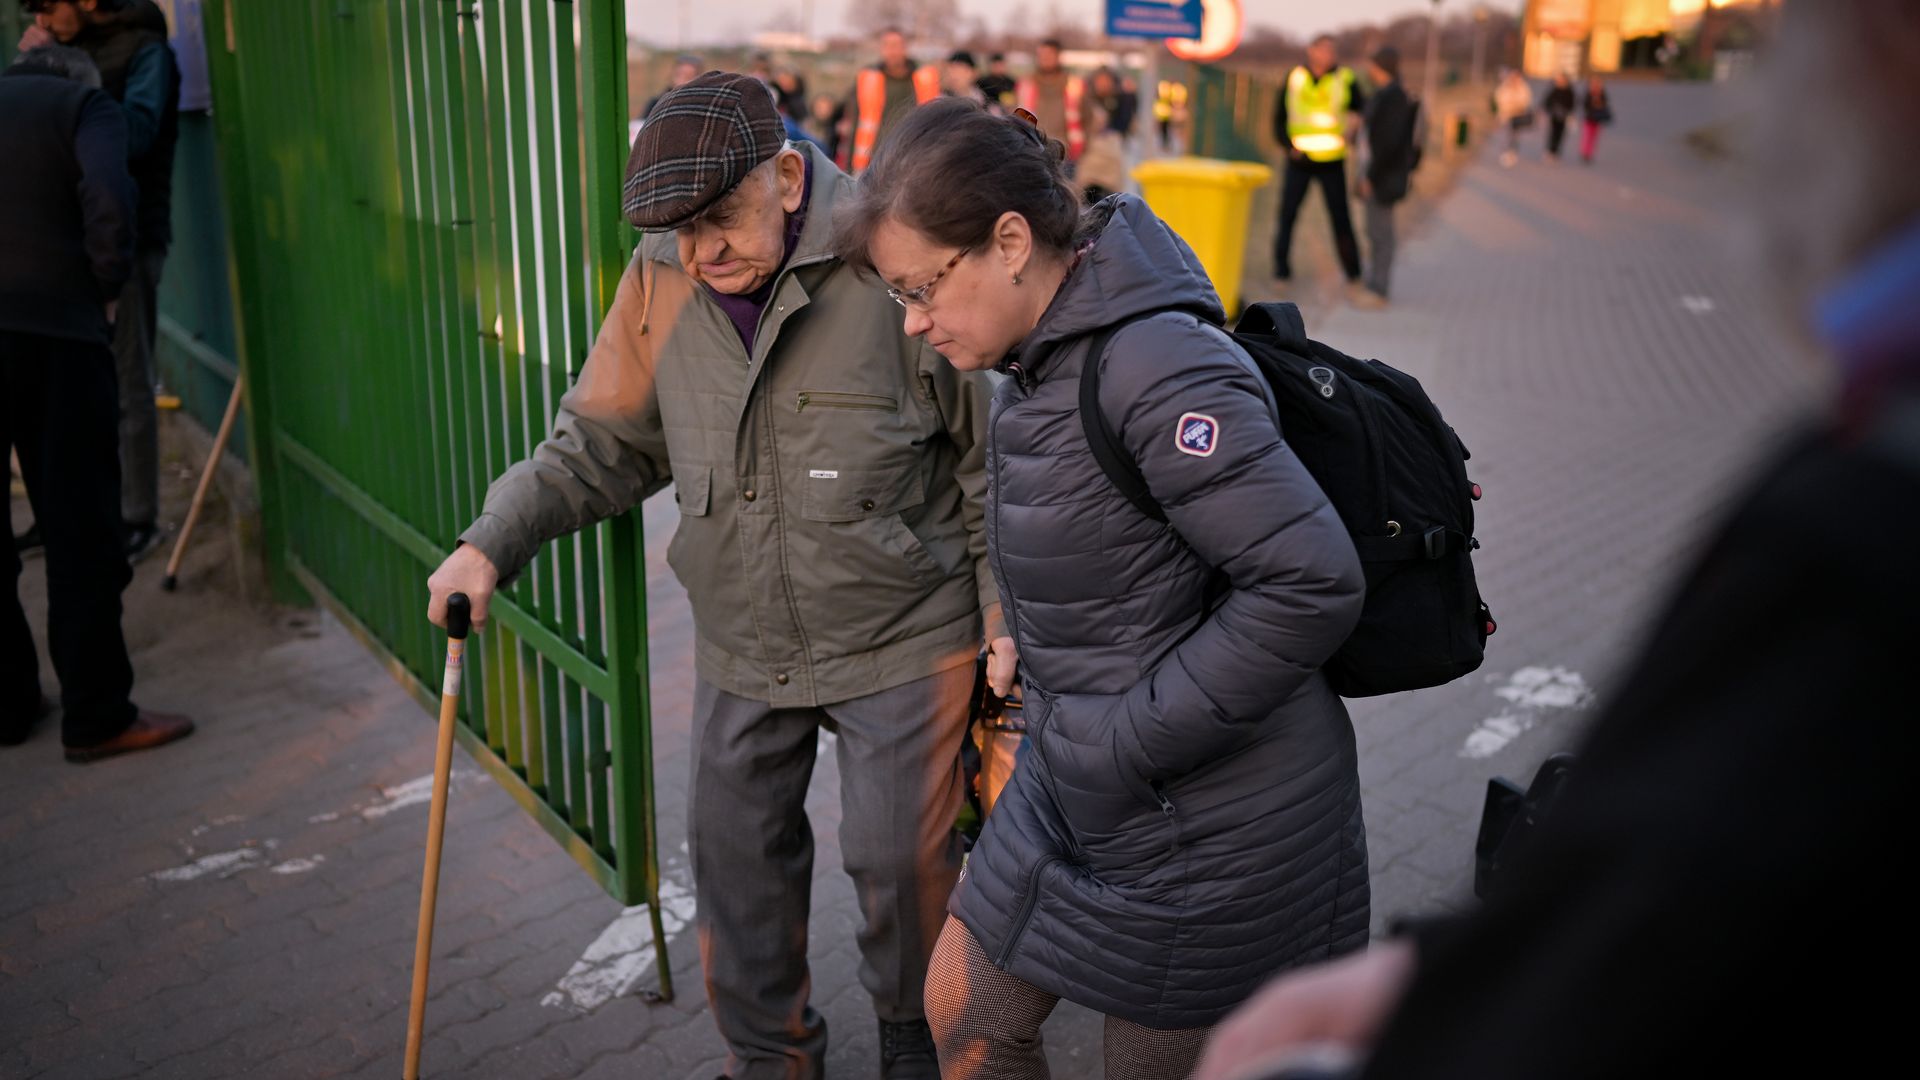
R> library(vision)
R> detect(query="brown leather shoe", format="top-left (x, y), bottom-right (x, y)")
top-left (64, 710), bottom-right (195, 764)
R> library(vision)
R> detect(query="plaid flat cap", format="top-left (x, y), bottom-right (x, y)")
top-left (623, 70), bottom-right (785, 231)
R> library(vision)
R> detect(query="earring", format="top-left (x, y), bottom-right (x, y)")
top-left (1012, 273), bottom-right (1023, 285)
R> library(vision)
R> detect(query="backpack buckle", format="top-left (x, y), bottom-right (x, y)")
top-left (1423, 526), bottom-right (1448, 559)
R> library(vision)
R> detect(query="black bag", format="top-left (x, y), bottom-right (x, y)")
top-left (1078, 302), bottom-right (1494, 697)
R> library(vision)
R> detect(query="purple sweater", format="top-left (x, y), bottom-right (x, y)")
top-left (705, 154), bottom-right (812, 354)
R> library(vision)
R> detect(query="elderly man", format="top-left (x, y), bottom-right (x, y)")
top-left (426, 72), bottom-right (1008, 1080)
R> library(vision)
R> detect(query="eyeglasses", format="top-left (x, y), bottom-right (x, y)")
top-left (887, 246), bottom-right (972, 310)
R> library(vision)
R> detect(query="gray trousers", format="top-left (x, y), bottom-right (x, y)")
top-left (690, 662), bottom-right (973, 1079)
top-left (114, 248), bottom-right (166, 526)
top-left (1364, 195), bottom-right (1397, 299)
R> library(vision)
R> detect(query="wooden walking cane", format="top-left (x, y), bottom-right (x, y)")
top-left (404, 592), bottom-right (470, 1080)
top-left (161, 373), bottom-right (245, 592)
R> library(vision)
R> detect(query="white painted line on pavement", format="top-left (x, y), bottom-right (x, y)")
top-left (1493, 666), bottom-right (1594, 711)
top-left (1680, 295), bottom-right (1716, 314)
top-left (541, 874), bottom-right (697, 1012)
top-left (359, 770), bottom-right (481, 820)
top-left (149, 842), bottom-right (277, 883)
top-left (270, 855), bottom-right (327, 875)
top-left (1461, 713), bottom-right (1533, 760)
top-left (1461, 667), bottom-right (1595, 759)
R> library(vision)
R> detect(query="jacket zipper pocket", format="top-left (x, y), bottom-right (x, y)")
top-left (994, 853), bottom-right (1067, 968)
top-left (796, 391), bottom-right (898, 413)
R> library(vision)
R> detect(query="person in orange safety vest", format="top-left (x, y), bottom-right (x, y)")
top-left (842, 27), bottom-right (942, 175)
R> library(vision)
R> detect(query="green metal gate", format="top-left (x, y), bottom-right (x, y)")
top-left (199, 0), bottom-right (669, 995)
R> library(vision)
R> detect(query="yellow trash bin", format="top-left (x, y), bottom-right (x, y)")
top-left (1131, 157), bottom-right (1274, 315)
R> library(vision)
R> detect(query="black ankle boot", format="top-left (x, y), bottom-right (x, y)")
top-left (878, 1017), bottom-right (940, 1079)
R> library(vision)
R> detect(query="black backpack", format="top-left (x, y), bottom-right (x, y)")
top-left (1078, 301), bottom-right (1494, 698)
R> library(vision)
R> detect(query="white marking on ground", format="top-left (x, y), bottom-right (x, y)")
top-left (541, 875), bottom-right (697, 1012)
top-left (1461, 667), bottom-right (1595, 759)
top-left (359, 771), bottom-right (479, 820)
top-left (816, 729), bottom-right (838, 759)
top-left (1493, 666), bottom-right (1595, 710)
top-left (1680, 295), bottom-right (1716, 314)
top-left (210, 815), bottom-right (245, 826)
top-left (1461, 713), bottom-right (1534, 760)
top-left (270, 855), bottom-right (326, 875)
top-left (149, 847), bottom-right (268, 882)
top-left (306, 811), bottom-right (341, 824)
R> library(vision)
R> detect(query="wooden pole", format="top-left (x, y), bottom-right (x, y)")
top-left (161, 373), bottom-right (245, 592)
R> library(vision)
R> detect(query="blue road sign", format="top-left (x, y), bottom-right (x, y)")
top-left (1106, 0), bottom-right (1205, 41)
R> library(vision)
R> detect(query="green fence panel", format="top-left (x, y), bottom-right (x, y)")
top-left (199, 0), bottom-right (669, 999)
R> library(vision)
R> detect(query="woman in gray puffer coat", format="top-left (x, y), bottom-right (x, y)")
top-left (836, 98), bottom-right (1371, 1079)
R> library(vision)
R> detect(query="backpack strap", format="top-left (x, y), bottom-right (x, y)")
top-left (1234, 301), bottom-right (1311, 356)
top-left (1077, 314), bottom-right (1184, 524)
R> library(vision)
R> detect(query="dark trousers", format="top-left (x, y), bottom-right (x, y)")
top-left (2, 330), bottom-right (138, 745)
top-left (1547, 117), bottom-right (1569, 157)
top-left (1274, 157), bottom-right (1363, 282)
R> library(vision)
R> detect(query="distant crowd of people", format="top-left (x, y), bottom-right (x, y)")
top-left (640, 30), bottom-right (1154, 202)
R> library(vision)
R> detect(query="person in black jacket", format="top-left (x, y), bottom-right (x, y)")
top-left (837, 98), bottom-right (1368, 1080)
top-left (0, 45), bottom-right (194, 760)
top-left (1191, 5), bottom-right (1918, 1078)
top-left (1355, 47), bottom-right (1418, 307)
top-left (18, 0), bottom-right (181, 561)
top-left (1541, 72), bottom-right (1575, 160)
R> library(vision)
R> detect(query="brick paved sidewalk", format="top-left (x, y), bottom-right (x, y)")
top-left (0, 79), bottom-right (1813, 1079)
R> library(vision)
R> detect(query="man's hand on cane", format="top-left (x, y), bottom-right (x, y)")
top-left (427, 544), bottom-right (499, 632)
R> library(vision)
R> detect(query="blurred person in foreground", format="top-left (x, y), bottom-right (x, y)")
top-left (1194, 4), bottom-right (1918, 1078)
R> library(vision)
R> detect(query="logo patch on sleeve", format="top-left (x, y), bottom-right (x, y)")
top-left (1175, 412), bottom-right (1220, 457)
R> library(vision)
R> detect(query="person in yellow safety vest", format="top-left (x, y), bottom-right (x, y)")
top-left (1016, 38), bottom-right (1085, 164)
top-left (1271, 33), bottom-right (1368, 301)
top-left (1154, 78), bottom-right (1189, 151)
top-left (843, 26), bottom-right (942, 175)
